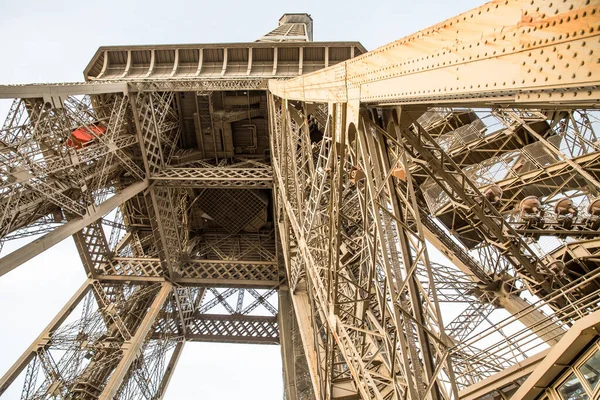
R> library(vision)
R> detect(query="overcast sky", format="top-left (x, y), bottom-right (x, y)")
top-left (0, 0), bottom-right (484, 398)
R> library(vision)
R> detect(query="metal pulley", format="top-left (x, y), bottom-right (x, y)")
top-left (519, 195), bottom-right (545, 232)
top-left (554, 197), bottom-right (578, 217)
top-left (585, 198), bottom-right (600, 230)
top-left (554, 197), bottom-right (578, 229)
top-left (483, 185), bottom-right (503, 205)
top-left (587, 198), bottom-right (600, 216)
top-left (519, 196), bottom-right (542, 218)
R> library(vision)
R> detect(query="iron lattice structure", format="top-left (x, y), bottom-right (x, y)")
top-left (1, 1), bottom-right (600, 399)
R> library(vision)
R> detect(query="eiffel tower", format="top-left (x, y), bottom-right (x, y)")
top-left (1, 2), bottom-right (600, 399)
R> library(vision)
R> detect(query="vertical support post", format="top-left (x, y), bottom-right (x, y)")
top-left (0, 279), bottom-right (93, 395)
top-left (99, 281), bottom-right (172, 399)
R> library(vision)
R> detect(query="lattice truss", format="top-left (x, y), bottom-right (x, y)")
top-left (0, 94), bottom-right (144, 252)
top-left (154, 286), bottom-right (279, 344)
top-left (269, 91), bottom-right (600, 399)
top-left (1, 1), bottom-right (600, 399)
top-left (5, 281), bottom-right (179, 400)
top-left (0, 86), bottom-right (284, 399)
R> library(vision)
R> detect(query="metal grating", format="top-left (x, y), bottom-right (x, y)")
top-left (195, 189), bottom-right (268, 234)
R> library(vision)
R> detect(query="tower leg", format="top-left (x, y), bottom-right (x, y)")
top-left (279, 288), bottom-right (300, 400)
top-left (155, 341), bottom-right (185, 400)
top-left (99, 281), bottom-right (172, 399)
top-left (2, 279), bottom-right (177, 399)
top-left (0, 279), bottom-right (92, 396)
top-left (279, 289), bottom-right (304, 400)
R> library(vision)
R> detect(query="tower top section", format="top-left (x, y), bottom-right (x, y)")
top-left (82, 13), bottom-right (364, 82)
top-left (258, 13), bottom-right (313, 42)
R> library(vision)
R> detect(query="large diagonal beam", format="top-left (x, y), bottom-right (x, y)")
top-left (98, 281), bottom-right (172, 399)
top-left (0, 279), bottom-right (92, 395)
top-left (154, 341), bottom-right (185, 400)
top-left (0, 180), bottom-right (148, 277)
top-left (269, 0), bottom-right (600, 106)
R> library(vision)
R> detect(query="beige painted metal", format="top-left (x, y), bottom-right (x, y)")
top-left (496, 295), bottom-right (565, 346)
top-left (269, 0), bottom-right (600, 106)
top-left (99, 281), bottom-right (172, 399)
top-left (512, 309), bottom-right (600, 400)
top-left (279, 289), bottom-right (300, 400)
top-left (155, 341), bottom-right (185, 400)
top-left (458, 349), bottom-right (548, 400)
top-left (2, 1), bottom-right (600, 399)
top-left (0, 279), bottom-right (92, 396)
top-left (0, 181), bottom-right (148, 277)
top-left (84, 42), bottom-right (365, 81)
top-left (0, 82), bottom-right (128, 99)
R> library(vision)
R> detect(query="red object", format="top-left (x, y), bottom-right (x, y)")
top-left (66, 124), bottom-right (106, 149)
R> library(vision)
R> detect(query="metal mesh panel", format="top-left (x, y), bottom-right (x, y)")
top-left (519, 141), bottom-right (560, 173)
top-left (422, 178), bottom-right (449, 214)
top-left (438, 118), bottom-right (485, 152)
top-left (196, 189), bottom-right (268, 234)
top-left (417, 109), bottom-right (448, 129)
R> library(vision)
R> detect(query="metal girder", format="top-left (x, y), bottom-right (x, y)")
top-left (0, 180), bottom-right (148, 277)
top-left (154, 341), bottom-right (185, 400)
top-left (391, 111), bottom-right (561, 300)
top-left (73, 220), bottom-right (111, 277)
top-left (146, 187), bottom-right (185, 279)
top-left (96, 258), bottom-right (279, 288)
top-left (0, 83), bottom-right (127, 99)
top-left (279, 288), bottom-right (318, 400)
top-left (177, 260), bottom-right (279, 287)
top-left (127, 78), bottom-right (268, 93)
top-left (183, 314), bottom-right (279, 344)
top-left (0, 94), bottom-right (143, 251)
top-left (152, 166), bottom-right (273, 188)
top-left (98, 281), bottom-right (172, 399)
top-left (269, 0), bottom-right (600, 107)
top-left (3, 2), bottom-right (600, 399)
top-left (270, 96), bottom-right (458, 399)
top-left (0, 280), bottom-right (179, 399)
top-left (0, 279), bottom-right (92, 396)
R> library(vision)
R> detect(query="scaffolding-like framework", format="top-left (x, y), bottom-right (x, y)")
top-left (1, 1), bottom-right (600, 399)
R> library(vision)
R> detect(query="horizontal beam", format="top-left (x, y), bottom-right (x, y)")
top-left (84, 42), bottom-right (366, 82)
top-left (0, 181), bottom-right (148, 277)
top-left (512, 310), bottom-right (600, 400)
top-left (98, 258), bottom-right (279, 288)
top-left (269, 0), bottom-right (600, 106)
top-left (152, 167), bottom-right (273, 189)
top-left (98, 275), bottom-right (279, 289)
top-left (184, 314), bottom-right (279, 345)
top-left (0, 82), bottom-right (128, 99)
top-left (458, 349), bottom-right (548, 400)
top-left (185, 335), bottom-right (279, 345)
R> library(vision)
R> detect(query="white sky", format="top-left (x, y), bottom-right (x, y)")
top-left (0, 0), bottom-right (484, 398)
